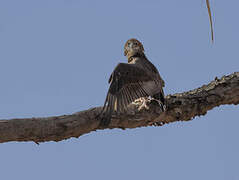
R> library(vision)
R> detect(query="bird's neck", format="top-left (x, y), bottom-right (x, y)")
top-left (127, 53), bottom-right (146, 64)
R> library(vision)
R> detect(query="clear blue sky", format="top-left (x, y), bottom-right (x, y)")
top-left (0, 1), bottom-right (238, 179)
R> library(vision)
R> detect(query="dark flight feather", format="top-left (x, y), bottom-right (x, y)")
top-left (99, 62), bottom-right (162, 125)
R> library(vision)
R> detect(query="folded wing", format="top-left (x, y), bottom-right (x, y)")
top-left (101, 63), bottom-right (161, 117)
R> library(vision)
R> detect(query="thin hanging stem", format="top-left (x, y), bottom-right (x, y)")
top-left (206, 0), bottom-right (214, 43)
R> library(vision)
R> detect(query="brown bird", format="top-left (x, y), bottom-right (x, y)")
top-left (99, 38), bottom-right (165, 126)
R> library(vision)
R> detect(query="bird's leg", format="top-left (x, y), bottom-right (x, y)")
top-left (139, 97), bottom-right (150, 111)
top-left (147, 96), bottom-right (166, 111)
top-left (147, 96), bottom-right (167, 126)
top-left (133, 97), bottom-right (150, 111)
top-left (133, 96), bottom-right (166, 112)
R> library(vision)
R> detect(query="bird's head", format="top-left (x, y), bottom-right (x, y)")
top-left (124, 38), bottom-right (145, 59)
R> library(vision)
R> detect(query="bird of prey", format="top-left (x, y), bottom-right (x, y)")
top-left (99, 38), bottom-right (165, 126)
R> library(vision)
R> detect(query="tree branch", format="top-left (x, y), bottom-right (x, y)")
top-left (0, 72), bottom-right (238, 144)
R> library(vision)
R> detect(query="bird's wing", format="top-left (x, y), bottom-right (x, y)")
top-left (102, 63), bottom-right (161, 115)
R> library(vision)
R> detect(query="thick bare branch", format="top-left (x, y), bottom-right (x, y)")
top-left (0, 72), bottom-right (238, 144)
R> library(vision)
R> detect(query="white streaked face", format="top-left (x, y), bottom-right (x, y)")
top-left (124, 39), bottom-right (144, 57)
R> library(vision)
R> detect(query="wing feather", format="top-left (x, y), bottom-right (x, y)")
top-left (123, 87), bottom-right (131, 107)
top-left (101, 62), bottom-right (163, 117)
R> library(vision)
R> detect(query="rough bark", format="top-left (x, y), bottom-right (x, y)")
top-left (0, 72), bottom-right (238, 144)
